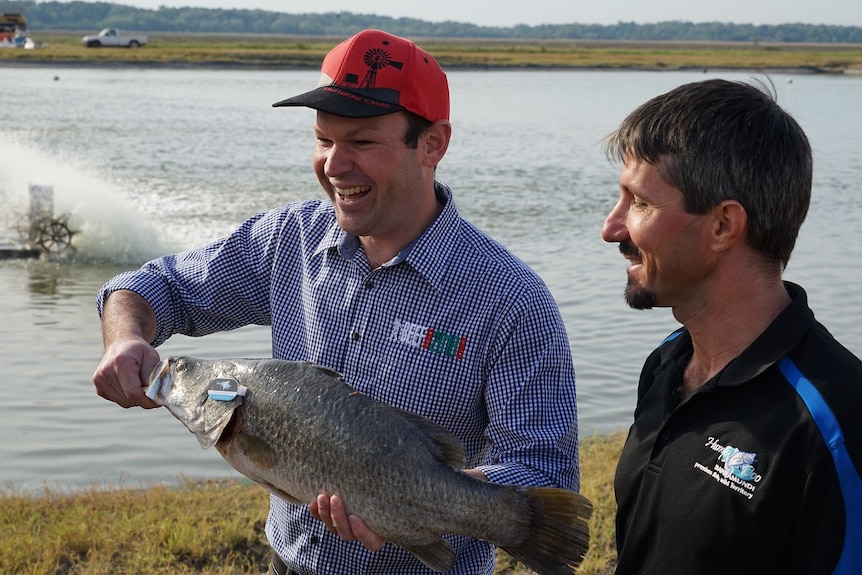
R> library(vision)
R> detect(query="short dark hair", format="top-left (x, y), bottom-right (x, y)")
top-left (604, 78), bottom-right (812, 269)
top-left (403, 111), bottom-right (433, 149)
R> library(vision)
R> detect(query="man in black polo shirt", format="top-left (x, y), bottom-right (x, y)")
top-left (601, 78), bottom-right (862, 574)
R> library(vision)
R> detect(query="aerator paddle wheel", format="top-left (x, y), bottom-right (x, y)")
top-left (30, 214), bottom-right (76, 254)
top-left (20, 184), bottom-right (78, 257)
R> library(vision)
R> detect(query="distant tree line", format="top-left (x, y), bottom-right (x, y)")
top-left (3, 0), bottom-right (862, 43)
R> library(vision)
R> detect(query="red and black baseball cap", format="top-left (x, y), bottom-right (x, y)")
top-left (272, 29), bottom-right (449, 123)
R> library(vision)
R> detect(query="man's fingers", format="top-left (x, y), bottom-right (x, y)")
top-left (313, 493), bottom-right (336, 533)
top-left (329, 495), bottom-right (353, 539)
top-left (310, 493), bottom-right (385, 551)
top-left (349, 514), bottom-right (385, 552)
top-left (93, 341), bottom-right (161, 409)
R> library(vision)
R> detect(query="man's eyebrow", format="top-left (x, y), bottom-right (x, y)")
top-left (313, 125), bottom-right (382, 139)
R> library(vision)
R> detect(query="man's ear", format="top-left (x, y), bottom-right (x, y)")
top-left (422, 120), bottom-right (451, 167)
top-left (710, 200), bottom-right (748, 253)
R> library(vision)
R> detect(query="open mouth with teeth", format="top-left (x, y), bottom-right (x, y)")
top-left (336, 186), bottom-right (372, 198)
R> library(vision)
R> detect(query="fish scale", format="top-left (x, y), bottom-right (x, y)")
top-left (146, 356), bottom-right (592, 574)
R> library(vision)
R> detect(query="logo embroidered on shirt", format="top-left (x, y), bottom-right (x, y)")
top-left (389, 318), bottom-right (467, 360)
top-left (692, 436), bottom-right (762, 500)
top-left (720, 446), bottom-right (759, 481)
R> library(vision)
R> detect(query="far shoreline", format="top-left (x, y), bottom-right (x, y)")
top-left (3, 33), bottom-right (862, 74)
top-left (0, 59), bottom-right (852, 76)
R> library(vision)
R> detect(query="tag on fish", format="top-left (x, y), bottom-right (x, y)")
top-left (207, 378), bottom-right (247, 401)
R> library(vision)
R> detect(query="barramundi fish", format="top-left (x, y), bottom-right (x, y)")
top-left (145, 356), bottom-right (592, 574)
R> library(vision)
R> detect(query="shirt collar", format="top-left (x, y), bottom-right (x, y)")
top-left (398, 181), bottom-right (459, 291)
top-left (659, 281), bottom-right (817, 390)
top-left (312, 182), bottom-right (460, 291)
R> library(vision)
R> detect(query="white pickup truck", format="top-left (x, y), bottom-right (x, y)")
top-left (81, 28), bottom-right (148, 48)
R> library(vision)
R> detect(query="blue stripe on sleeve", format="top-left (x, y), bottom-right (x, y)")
top-left (778, 356), bottom-right (862, 574)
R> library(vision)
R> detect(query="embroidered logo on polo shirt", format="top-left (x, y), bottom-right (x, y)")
top-left (693, 436), bottom-right (762, 500)
top-left (389, 318), bottom-right (467, 360)
top-left (721, 447), bottom-right (759, 481)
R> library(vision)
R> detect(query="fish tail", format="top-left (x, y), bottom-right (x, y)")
top-left (501, 487), bottom-right (593, 575)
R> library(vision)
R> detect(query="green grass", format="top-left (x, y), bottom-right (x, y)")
top-left (0, 431), bottom-right (625, 574)
top-left (2, 32), bottom-right (862, 72)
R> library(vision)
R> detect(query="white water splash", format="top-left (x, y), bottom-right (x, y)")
top-left (0, 138), bottom-right (183, 264)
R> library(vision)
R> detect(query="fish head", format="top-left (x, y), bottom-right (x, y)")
top-left (145, 356), bottom-right (244, 450)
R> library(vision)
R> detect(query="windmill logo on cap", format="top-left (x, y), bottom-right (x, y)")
top-left (359, 47), bottom-right (404, 89)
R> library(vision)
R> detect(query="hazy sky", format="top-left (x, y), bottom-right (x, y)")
top-left (64, 0), bottom-right (862, 28)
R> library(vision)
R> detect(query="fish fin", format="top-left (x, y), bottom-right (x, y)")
top-left (401, 534), bottom-right (456, 573)
top-left (231, 435), bottom-right (306, 505)
top-left (236, 433), bottom-right (280, 471)
top-left (309, 363), bottom-right (344, 380)
top-left (257, 480), bottom-right (305, 506)
top-left (501, 487), bottom-right (593, 575)
top-left (393, 408), bottom-right (467, 469)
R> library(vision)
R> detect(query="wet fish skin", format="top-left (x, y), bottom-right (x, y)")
top-left (146, 356), bottom-right (591, 574)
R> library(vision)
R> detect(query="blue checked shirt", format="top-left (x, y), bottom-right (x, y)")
top-left (97, 182), bottom-right (579, 575)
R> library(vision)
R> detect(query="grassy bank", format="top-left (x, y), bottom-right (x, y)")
top-left (2, 32), bottom-right (862, 72)
top-left (0, 431), bottom-right (625, 574)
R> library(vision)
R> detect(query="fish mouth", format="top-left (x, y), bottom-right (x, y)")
top-left (145, 359), bottom-right (172, 405)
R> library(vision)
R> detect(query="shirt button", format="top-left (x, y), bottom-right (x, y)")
top-left (660, 430), bottom-right (671, 441)
top-left (364, 280), bottom-right (374, 289)
top-left (351, 332), bottom-right (360, 341)
top-left (309, 535), bottom-right (319, 545)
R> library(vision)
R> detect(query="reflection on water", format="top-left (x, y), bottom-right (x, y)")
top-left (1, 68), bottom-right (861, 492)
top-left (27, 264), bottom-right (65, 296)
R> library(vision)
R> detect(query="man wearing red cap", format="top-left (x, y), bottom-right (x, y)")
top-left (93, 30), bottom-right (579, 574)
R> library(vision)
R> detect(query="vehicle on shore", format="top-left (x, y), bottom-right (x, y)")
top-left (81, 28), bottom-right (148, 48)
top-left (0, 12), bottom-right (34, 48)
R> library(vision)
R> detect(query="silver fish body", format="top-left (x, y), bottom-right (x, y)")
top-left (146, 356), bottom-right (591, 574)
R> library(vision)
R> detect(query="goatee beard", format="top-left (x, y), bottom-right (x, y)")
top-left (619, 241), bottom-right (656, 309)
top-left (625, 280), bottom-right (657, 310)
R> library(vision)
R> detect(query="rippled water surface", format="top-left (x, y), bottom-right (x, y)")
top-left (1, 67), bottom-right (860, 491)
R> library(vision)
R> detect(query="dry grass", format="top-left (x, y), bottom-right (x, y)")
top-left (0, 479), bottom-right (271, 574)
top-left (0, 432), bottom-right (625, 574)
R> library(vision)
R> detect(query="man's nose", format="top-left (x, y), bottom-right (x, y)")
top-left (601, 199), bottom-right (629, 243)
top-left (323, 145), bottom-right (353, 177)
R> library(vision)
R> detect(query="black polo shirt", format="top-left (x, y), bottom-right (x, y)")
top-left (614, 282), bottom-right (862, 575)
